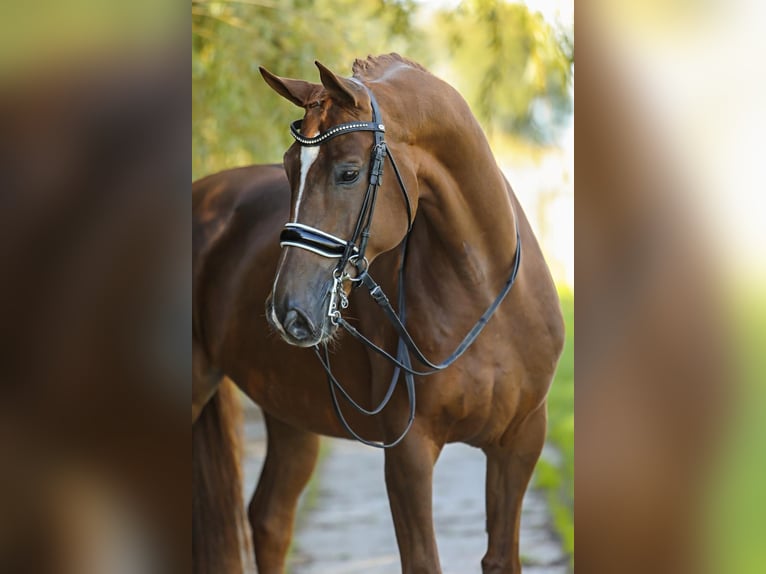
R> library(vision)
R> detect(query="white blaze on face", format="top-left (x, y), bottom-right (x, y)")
top-left (272, 138), bottom-right (320, 324)
top-left (294, 145), bottom-right (320, 222)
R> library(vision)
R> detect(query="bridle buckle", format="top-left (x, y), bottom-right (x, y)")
top-left (328, 271), bottom-right (349, 324)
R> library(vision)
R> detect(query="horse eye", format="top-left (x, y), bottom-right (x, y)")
top-left (339, 169), bottom-right (359, 184)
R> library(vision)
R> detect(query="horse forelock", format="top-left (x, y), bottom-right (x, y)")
top-left (299, 108), bottom-right (324, 138)
top-left (298, 90), bottom-right (353, 136)
top-left (308, 92), bottom-right (371, 130)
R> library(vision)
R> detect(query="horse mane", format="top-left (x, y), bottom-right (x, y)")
top-left (352, 53), bottom-right (429, 80)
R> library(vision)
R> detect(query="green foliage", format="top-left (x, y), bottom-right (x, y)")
top-left (433, 0), bottom-right (573, 143)
top-left (192, 0), bottom-right (426, 179)
top-left (706, 291), bottom-right (766, 573)
top-left (192, 0), bottom-right (574, 178)
top-left (534, 287), bottom-right (574, 560)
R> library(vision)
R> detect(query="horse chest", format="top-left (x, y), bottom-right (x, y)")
top-left (232, 343), bottom-right (386, 440)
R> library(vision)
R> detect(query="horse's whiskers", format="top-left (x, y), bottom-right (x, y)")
top-left (319, 323), bottom-right (343, 349)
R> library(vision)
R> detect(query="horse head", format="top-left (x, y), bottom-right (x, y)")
top-left (260, 62), bottom-right (414, 347)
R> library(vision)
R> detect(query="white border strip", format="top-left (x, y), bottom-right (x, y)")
top-left (283, 222), bottom-right (349, 247)
top-left (279, 242), bottom-right (343, 258)
top-left (279, 223), bottom-right (358, 258)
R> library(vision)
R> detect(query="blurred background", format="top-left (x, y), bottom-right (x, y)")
top-left (1, 0), bottom-right (763, 571)
top-left (193, 1), bottom-right (574, 572)
top-left (575, 1), bottom-right (766, 572)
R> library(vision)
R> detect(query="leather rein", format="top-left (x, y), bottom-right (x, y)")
top-left (279, 80), bottom-right (522, 448)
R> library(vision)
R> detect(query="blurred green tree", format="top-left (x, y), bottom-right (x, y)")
top-left (192, 0), bottom-right (423, 178)
top-left (192, 0), bottom-right (573, 179)
top-left (434, 0), bottom-right (573, 143)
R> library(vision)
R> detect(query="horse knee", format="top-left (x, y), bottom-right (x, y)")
top-left (251, 518), bottom-right (291, 552)
top-left (405, 558), bottom-right (441, 574)
top-left (481, 554), bottom-right (520, 574)
top-left (248, 498), bottom-right (289, 545)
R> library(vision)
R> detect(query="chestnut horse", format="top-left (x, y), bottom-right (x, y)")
top-left (192, 54), bottom-right (564, 574)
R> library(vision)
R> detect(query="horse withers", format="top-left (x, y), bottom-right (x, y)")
top-left (192, 54), bottom-right (565, 574)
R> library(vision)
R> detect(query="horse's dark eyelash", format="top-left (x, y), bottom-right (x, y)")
top-left (337, 169), bottom-right (360, 185)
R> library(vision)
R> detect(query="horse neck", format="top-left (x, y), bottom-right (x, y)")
top-left (400, 97), bottom-right (519, 314)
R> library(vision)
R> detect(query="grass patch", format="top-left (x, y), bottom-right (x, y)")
top-left (534, 287), bottom-right (574, 561)
top-left (296, 438), bottom-right (333, 523)
top-left (286, 438), bottom-right (332, 570)
top-left (706, 288), bottom-right (766, 574)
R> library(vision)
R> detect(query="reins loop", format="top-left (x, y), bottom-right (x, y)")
top-left (279, 78), bottom-right (521, 449)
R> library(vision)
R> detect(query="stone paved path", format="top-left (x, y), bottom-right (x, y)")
top-left (241, 405), bottom-right (571, 574)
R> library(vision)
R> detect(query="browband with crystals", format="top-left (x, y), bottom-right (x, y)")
top-left (290, 119), bottom-right (385, 146)
top-left (282, 84), bottom-right (387, 261)
top-left (279, 223), bottom-right (358, 259)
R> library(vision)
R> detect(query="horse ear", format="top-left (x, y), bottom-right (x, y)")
top-left (315, 61), bottom-right (360, 109)
top-left (259, 66), bottom-right (319, 108)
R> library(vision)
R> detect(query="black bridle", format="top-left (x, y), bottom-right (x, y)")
top-left (282, 85), bottom-right (410, 277)
top-left (279, 80), bottom-right (521, 448)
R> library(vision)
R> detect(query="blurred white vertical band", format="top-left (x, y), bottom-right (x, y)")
top-left (590, 0), bottom-right (766, 281)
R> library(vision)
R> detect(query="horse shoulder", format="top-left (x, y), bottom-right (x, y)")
top-left (193, 164), bottom-right (288, 363)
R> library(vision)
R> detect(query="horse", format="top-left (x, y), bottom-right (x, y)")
top-left (192, 54), bottom-right (565, 574)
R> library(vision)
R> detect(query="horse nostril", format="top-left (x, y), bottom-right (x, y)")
top-left (283, 308), bottom-right (314, 342)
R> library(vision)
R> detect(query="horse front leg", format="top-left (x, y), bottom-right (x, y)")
top-left (192, 337), bottom-right (222, 423)
top-left (482, 403), bottom-right (547, 574)
top-left (248, 412), bottom-right (320, 574)
top-left (384, 424), bottom-right (444, 574)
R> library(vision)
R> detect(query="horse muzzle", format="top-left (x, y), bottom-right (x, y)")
top-left (266, 290), bottom-right (338, 348)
